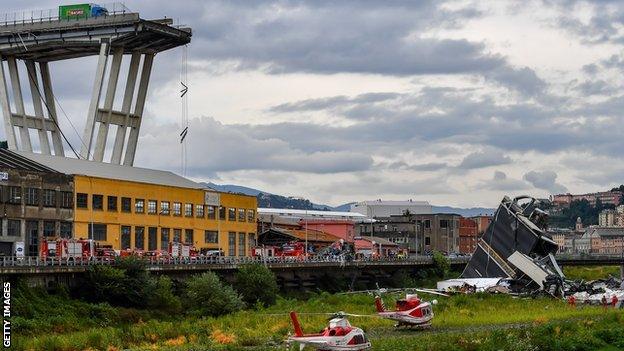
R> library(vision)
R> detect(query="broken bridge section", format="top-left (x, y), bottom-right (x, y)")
top-left (461, 195), bottom-right (564, 292)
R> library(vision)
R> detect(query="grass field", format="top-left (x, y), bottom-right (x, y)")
top-left (563, 265), bottom-right (621, 281)
top-left (15, 291), bottom-right (618, 351)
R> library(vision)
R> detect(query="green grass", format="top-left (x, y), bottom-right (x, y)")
top-left (13, 291), bottom-right (615, 351)
top-left (563, 265), bottom-right (621, 281)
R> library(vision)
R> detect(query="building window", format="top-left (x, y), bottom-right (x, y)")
top-left (148, 200), bottom-right (157, 214)
top-left (219, 206), bottom-right (226, 220)
top-left (184, 203), bottom-right (193, 217)
top-left (440, 219), bottom-right (449, 228)
top-left (248, 233), bottom-right (256, 249)
top-left (107, 196), bottom-right (117, 211)
top-left (148, 227), bottom-right (157, 251)
top-left (8, 187), bottom-right (21, 204)
top-left (135, 227), bottom-right (145, 250)
top-left (7, 220), bottom-right (20, 236)
top-left (43, 221), bottom-right (55, 237)
top-left (173, 202), bottom-right (181, 216)
top-left (205, 230), bottom-right (218, 244)
top-left (238, 232), bottom-right (246, 256)
top-left (228, 232), bottom-right (236, 256)
top-left (161, 228), bottom-right (170, 251)
top-left (43, 190), bottom-right (56, 207)
top-left (61, 191), bottom-right (73, 208)
top-left (228, 208), bottom-right (236, 221)
top-left (25, 188), bottom-right (39, 206)
top-left (207, 206), bottom-right (216, 219)
top-left (60, 222), bottom-right (72, 238)
top-left (238, 208), bottom-right (246, 222)
top-left (121, 197), bottom-right (131, 212)
top-left (161, 201), bottom-right (170, 215)
top-left (247, 209), bottom-right (255, 222)
top-left (121, 226), bottom-right (131, 249)
top-left (196, 204), bottom-right (204, 218)
top-left (76, 193), bottom-right (88, 208)
top-left (92, 194), bottom-right (103, 210)
top-left (173, 229), bottom-right (182, 243)
top-left (185, 229), bottom-right (194, 245)
top-left (89, 224), bottom-right (107, 241)
top-left (425, 237), bottom-right (431, 245)
top-left (135, 199), bottom-right (145, 213)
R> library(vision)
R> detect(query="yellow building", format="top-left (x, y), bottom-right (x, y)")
top-left (17, 152), bottom-right (257, 256)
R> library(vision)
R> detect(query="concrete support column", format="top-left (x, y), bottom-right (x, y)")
top-left (93, 47), bottom-right (123, 162)
top-left (40, 62), bottom-right (64, 156)
top-left (0, 57), bottom-right (16, 150)
top-left (7, 56), bottom-right (32, 152)
top-left (111, 52), bottom-right (140, 165)
top-left (25, 60), bottom-right (51, 155)
top-left (123, 53), bottom-right (154, 166)
top-left (80, 42), bottom-right (109, 160)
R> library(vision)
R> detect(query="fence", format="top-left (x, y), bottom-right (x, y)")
top-left (0, 2), bottom-right (131, 27)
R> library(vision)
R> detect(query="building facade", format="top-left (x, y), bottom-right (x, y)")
top-left (355, 213), bottom-right (460, 254)
top-left (17, 151), bottom-right (257, 256)
top-left (458, 217), bottom-right (478, 254)
top-left (0, 150), bottom-right (74, 256)
top-left (470, 215), bottom-right (493, 236)
top-left (551, 191), bottom-right (623, 207)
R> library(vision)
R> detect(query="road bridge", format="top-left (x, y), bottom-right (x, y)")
top-left (1, 255), bottom-right (622, 289)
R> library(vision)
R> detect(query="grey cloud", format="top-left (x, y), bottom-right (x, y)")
top-left (135, 116), bottom-right (374, 175)
top-left (482, 171), bottom-right (530, 191)
top-left (575, 80), bottom-right (616, 96)
top-left (523, 170), bottom-right (568, 194)
top-left (457, 150), bottom-right (512, 169)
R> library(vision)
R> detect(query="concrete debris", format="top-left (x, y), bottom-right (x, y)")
top-left (436, 195), bottom-right (624, 301)
top-left (460, 195), bottom-right (565, 296)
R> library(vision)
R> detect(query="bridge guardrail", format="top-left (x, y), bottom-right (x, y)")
top-left (0, 255), bottom-right (445, 269)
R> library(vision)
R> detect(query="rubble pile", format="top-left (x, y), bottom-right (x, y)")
top-left (437, 195), bottom-right (624, 303)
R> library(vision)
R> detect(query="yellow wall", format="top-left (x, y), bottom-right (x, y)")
top-left (73, 175), bottom-right (257, 256)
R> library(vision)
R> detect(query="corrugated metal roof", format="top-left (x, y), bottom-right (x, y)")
top-left (0, 149), bottom-right (58, 173)
top-left (258, 207), bottom-right (366, 218)
top-left (16, 151), bottom-right (203, 190)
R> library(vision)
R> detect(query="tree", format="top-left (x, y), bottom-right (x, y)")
top-left (147, 276), bottom-right (181, 313)
top-left (234, 264), bottom-right (279, 307)
top-left (432, 251), bottom-right (450, 278)
top-left (185, 272), bottom-right (244, 317)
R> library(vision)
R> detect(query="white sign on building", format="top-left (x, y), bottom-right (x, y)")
top-left (204, 191), bottom-right (220, 206)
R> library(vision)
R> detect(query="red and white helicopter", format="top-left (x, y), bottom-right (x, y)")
top-left (374, 293), bottom-right (436, 328)
top-left (288, 311), bottom-right (371, 351)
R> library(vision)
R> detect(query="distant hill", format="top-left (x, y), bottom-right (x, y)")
top-left (432, 206), bottom-right (495, 217)
top-left (202, 182), bottom-right (333, 210)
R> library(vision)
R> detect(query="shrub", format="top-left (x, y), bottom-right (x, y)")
top-left (234, 264), bottom-right (279, 307)
top-left (432, 251), bottom-right (450, 277)
top-left (185, 272), bottom-right (244, 317)
top-left (147, 276), bottom-right (182, 313)
top-left (82, 257), bottom-right (152, 308)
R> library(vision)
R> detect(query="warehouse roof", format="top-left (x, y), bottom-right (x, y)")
top-left (0, 149), bottom-right (58, 173)
top-left (259, 207), bottom-right (366, 219)
top-left (16, 151), bottom-right (203, 190)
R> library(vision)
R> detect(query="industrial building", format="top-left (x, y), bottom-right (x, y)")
top-left (0, 149), bottom-right (257, 256)
top-left (350, 200), bottom-right (432, 218)
top-left (0, 149), bottom-right (74, 256)
top-left (355, 213), bottom-right (461, 254)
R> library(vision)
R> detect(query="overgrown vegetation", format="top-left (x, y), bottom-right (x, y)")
top-left (563, 265), bottom-right (621, 281)
top-left (235, 264), bottom-right (279, 307)
top-left (13, 289), bottom-right (613, 350)
top-left (185, 272), bottom-right (244, 317)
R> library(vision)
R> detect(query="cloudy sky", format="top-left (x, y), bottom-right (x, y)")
top-left (3, 0), bottom-right (624, 207)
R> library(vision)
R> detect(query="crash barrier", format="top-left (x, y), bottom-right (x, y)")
top-left (0, 255), bottom-right (437, 266)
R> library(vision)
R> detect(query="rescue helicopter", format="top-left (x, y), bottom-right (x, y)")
top-left (374, 293), bottom-right (437, 328)
top-left (288, 311), bottom-right (372, 351)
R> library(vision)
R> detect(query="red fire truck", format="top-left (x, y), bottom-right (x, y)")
top-left (40, 238), bottom-right (96, 260)
top-left (168, 242), bottom-right (197, 259)
top-left (252, 242), bottom-right (306, 257)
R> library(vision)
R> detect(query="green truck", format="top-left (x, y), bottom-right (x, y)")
top-left (58, 3), bottom-right (108, 20)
